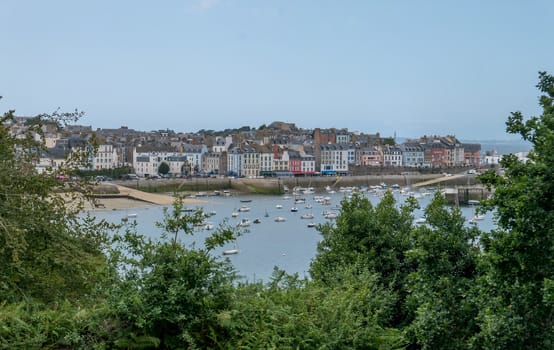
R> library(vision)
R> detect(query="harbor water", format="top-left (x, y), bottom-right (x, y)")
top-left (89, 188), bottom-right (495, 282)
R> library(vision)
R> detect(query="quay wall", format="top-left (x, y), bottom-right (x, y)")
top-left (113, 174), bottom-right (481, 194)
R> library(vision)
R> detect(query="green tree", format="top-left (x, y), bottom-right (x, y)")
top-left (227, 267), bottom-right (404, 349)
top-left (158, 161), bottom-right (169, 175)
top-left (310, 192), bottom-right (416, 327)
top-left (472, 72), bottom-right (554, 348)
top-left (108, 197), bottom-right (239, 348)
top-left (0, 105), bottom-right (113, 304)
top-left (405, 193), bottom-right (480, 349)
top-left (382, 137), bottom-right (395, 146)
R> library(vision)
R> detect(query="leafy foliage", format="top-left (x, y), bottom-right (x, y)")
top-left (158, 161), bottom-right (169, 175)
top-left (472, 71), bottom-right (554, 348)
top-left (0, 106), bottom-right (112, 305)
top-left (107, 201), bottom-right (239, 349)
top-left (405, 193), bottom-right (480, 348)
top-left (226, 267), bottom-right (405, 349)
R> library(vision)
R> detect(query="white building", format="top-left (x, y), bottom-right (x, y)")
top-left (133, 149), bottom-right (188, 177)
top-left (382, 145), bottom-right (402, 166)
top-left (227, 146), bottom-right (243, 177)
top-left (242, 144), bottom-right (260, 178)
top-left (92, 144), bottom-right (118, 170)
top-left (180, 144), bottom-right (207, 175)
top-left (320, 144), bottom-right (349, 174)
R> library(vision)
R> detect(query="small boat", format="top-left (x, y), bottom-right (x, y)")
top-left (264, 210), bottom-right (269, 217)
top-left (414, 217), bottom-right (427, 225)
top-left (324, 212), bottom-right (338, 220)
top-left (305, 204), bottom-right (313, 209)
top-left (253, 218), bottom-right (261, 224)
top-left (307, 222), bottom-right (316, 228)
top-left (472, 214), bottom-right (485, 221)
top-left (204, 210), bottom-right (217, 218)
top-left (294, 198), bottom-right (306, 204)
top-left (238, 206), bottom-right (250, 212)
top-left (204, 223), bottom-right (215, 230)
top-left (127, 213), bottom-right (137, 218)
top-left (231, 211), bottom-right (239, 217)
top-left (237, 218), bottom-right (251, 227)
top-left (303, 187), bottom-right (315, 194)
top-left (290, 207), bottom-right (299, 212)
top-left (274, 216), bottom-right (286, 222)
top-left (240, 199), bottom-right (252, 203)
top-left (468, 200), bottom-right (480, 206)
top-left (300, 213), bottom-right (315, 219)
top-left (223, 241), bottom-right (239, 255)
top-left (276, 204), bottom-right (283, 209)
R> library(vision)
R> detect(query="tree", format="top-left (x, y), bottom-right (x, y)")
top-left (404, 192), bottom-right (480, 349)
top-left (310, 192), bottom-right (416, 327)
top-left (0, 104), bottom-right (113, 304)
top-left (472, 72), bottom-right (554, 348)
top-left (108, 197), bottom-right (240, 348)
top-left (382, 137), bottom-right (395, 146)
top-left (158, 161), bottom-right (169, 175)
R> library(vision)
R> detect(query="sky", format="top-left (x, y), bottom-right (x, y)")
top-left (1, 0), bottom-right (553, 140)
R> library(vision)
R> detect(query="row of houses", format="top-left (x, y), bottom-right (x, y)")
top-left (130, 136), bottom-right (481, 178)
top-left (8, 117), bottom-right (480, 177)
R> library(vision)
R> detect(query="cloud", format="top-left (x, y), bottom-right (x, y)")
top-left (196, 0), bottom-right (219, 11)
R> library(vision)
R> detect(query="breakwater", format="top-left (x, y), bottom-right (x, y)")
top-left (113, 174), bottom-right (482, 195)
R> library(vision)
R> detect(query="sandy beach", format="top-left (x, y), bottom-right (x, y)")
top-left (82, 195), bottom-right (209, 211)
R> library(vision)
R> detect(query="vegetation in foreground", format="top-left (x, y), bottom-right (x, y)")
top-left (1, 72), bottom-right (553, 349)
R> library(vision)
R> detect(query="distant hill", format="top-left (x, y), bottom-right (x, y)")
top-left (396, 137), bottom-right (531, 155)
top-left (464, 139), bottom-right (531, 155)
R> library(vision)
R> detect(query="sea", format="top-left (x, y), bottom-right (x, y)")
top-left (89, 189), bottom-right (495, 283)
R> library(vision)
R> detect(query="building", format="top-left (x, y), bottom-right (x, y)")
top-left (320, 144), bottom-right (349, 175)
top-left (92, 144), bottom-right (118, 170)
top-left (400, 143), bottom-right (425, 167)
top-left (382, 145), bottom-right (402, 166)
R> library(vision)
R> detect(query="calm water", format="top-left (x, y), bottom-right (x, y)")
top-left (89, 189), bottom-right (495, 282)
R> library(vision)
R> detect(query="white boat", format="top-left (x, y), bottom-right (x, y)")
top-left (472, 214), bottom-right (485, 221)
top-left (294, 198), bottom-right (306, 204)
top-left (305, 204), bottom-right (313, 209)
top-left (307, 222), bottom-right (316, 228)
top-left (300, 213), bottom-right (315, 219)
top-left (231, 211), bottom-right (239, 217)
top-left (223, 241), bottom-right (239, 255)
top-left (237, 218), bottom-right (251, 227)
top-left (238, 206), bottom-right (250, 212)
top-left (303, 187), bottom-right (315, 194)
top-left (275, 204), bottom-right (283, 209)
top-left (290, 207), bottom-right (299, 212)
top-left (468, 200), bottom-right (480, 206)
top-left (127, 213), bottom-right (137, 218)
top-left (414, 217), bottom-right (427, 225)
top-left (324, 212), bottom-right (338, 220)
top-left (274, 216), bottom-right (286, 222)
top-left (204, 223), bottom-right (215, 230)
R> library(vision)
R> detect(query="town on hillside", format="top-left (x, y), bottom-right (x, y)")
top-left (8, 119), bottom-right (525, 178)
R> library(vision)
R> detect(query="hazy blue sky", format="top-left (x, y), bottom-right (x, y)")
top-left (1, 0), bottom-right (553, 139)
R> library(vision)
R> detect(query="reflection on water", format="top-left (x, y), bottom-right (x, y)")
top-left (87, 190), bottom-right (495, 282)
